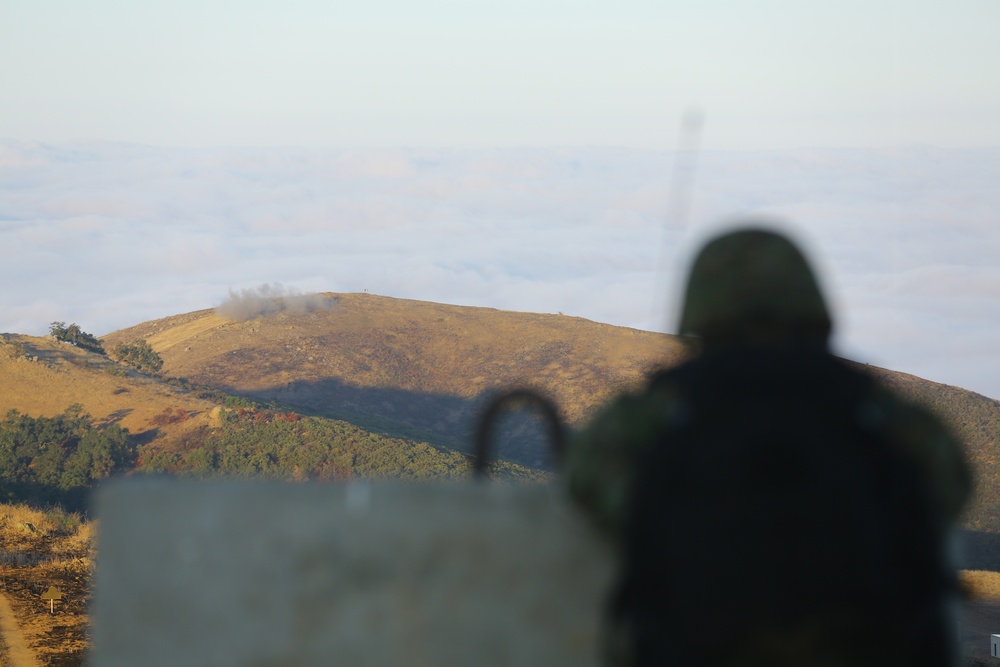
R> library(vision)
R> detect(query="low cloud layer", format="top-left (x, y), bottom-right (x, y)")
top-left (216, 284), bottom-right (335, 321)
top-left (1, 140), bottom-right (998, 399)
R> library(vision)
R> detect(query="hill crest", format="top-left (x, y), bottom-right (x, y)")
top-left (6, 294), bottom-right (1000, 531)
top-left (104, 292), bottom-right (690, 427)
top-left (103, 293), bottom-right (1000, 526)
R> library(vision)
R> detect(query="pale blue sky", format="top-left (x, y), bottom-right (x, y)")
top-left (2, 0), bottom-right (998, 148)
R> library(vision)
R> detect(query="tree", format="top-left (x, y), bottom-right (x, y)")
top-left (111, 339), bottom-right (164, 374)
top-left (49, 322), bottom-right (105, 355)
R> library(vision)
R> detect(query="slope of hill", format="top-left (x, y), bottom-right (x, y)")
top-left (0, 331), bottom-right (521, 508)
top-left (5, 297), bottom-right (999, 666)
top-left (103, 292), bottom-right (1000, 532)
top-left (103, 292), bottom-right (691, 466)
top-left (0, 332), bottom-right (219, 444)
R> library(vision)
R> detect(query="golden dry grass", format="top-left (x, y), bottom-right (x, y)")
top-left (144, 312), bottom-right (228, 352)
top-left (98, 291), bottom-right (1000, 522)
top-left (0, 504), bottom-right (94, 562)
top-left (0, 333), bottom-right (220, 450)
top-left (104, 292), bottom-right (692, 428)
top-left (0, 504), bottom-right (65, 544)
top-left (961, 570), bottom-right (1000, 601)
top-left (0, 503), bottom-right (95, 665)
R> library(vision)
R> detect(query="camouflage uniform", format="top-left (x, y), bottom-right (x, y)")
top-left (568, 226), bottom-right (968, 535)
top-left (565, 227), bottom-right (970, 665)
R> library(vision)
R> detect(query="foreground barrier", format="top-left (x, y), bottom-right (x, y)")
top-left (91, 479), bottom-right (614, 667)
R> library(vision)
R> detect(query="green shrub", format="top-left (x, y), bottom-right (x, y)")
top-left (111, 339), bottom-right (163, 374)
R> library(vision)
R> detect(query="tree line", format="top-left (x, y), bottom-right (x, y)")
top-left (0, 402), bottom-right (543, 512)
top-left (49, 322), bottom-right (163, 374)
top-left (138, 407), bottom-right (484, 482)
top-left (0, 405), bottom-right (134, 510)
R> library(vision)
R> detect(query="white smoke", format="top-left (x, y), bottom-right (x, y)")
top-left (216, 284), bottom-right (335, 321)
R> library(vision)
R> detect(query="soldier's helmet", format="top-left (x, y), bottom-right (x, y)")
top-left (678, 227), bottom-right (832, 349)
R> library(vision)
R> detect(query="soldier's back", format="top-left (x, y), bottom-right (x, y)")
top-left (611, 343), bottom-right (961, 667)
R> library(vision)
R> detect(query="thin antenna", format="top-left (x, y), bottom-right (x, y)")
top-left (650, 108), bottom-right (704, 331)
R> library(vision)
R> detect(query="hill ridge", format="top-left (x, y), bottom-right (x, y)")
top-left (5, 294), bottom-right (999, 531)
top-left (101, 293), bottom-right (1000, 530)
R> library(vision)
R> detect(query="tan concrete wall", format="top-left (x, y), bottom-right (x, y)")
top-left (91, 479), bottom-right (614, 667)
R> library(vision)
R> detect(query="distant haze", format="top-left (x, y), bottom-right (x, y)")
top-left (1, 141), bottom-right (997, 400)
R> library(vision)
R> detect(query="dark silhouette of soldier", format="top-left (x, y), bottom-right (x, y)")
top-left (567, 226), bottom-right (970, 666)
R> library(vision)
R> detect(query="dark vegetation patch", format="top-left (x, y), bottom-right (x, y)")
top-left (136, 405), bottom-right (538, 483)
top-left (0, 406), bottom-right (133, 512)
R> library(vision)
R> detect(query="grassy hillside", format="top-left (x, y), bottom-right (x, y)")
top-left (7, 295), bottom-right (998, 532)
top-left (102, 294), bottom-right (686, 426)
top-left (0, 504), bottom-right (96, 665)
top-left (0, 503), bottom-right (95, 666)
top-left (103, 293), bottom-right (1000, 533)
top-left (0, 331), bottom-right (525, 509)
top-left (1, 332), bottom-right (219, 441)
top-left (8, 299), bottom-right (999, 666)
top-left (103, 292), bottom-right (692, 466)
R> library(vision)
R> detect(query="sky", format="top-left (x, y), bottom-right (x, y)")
top-left (1, 1), bottom-right (999, 399)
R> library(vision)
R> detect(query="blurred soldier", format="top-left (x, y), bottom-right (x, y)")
top-left (567, 226), bottom-right (970, 667)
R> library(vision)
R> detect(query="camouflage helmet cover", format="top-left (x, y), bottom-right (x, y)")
top-left (678, 226), bottom-right (833, 347)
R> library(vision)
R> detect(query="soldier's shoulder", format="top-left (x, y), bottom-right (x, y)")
top-left (860, 378), bottom-right (971, 520)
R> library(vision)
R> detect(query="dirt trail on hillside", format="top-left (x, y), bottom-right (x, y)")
top-left (145, 313), bottom-right (227, 352)
top-left (0, 592), bottom-right (39, 667)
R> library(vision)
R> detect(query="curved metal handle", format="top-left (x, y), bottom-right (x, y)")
top-left (472, 388), bottom-right (566, 478)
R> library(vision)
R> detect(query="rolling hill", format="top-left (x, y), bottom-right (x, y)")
top-left (101, 292), bottom-right (1000, 533)
top-left (102, 292), bottom-right (692, 468)
top-left (0, 331), bottom-right (220, 444)
top-left (3, 293), bottom-right (998, 532)
top-left (0, 328), bottom-right (523, 510)
top-left (4, 294), bottom-right (1000, 666)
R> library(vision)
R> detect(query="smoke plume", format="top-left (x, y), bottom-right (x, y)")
top-left (216, 284), bottom-right (335, 321)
